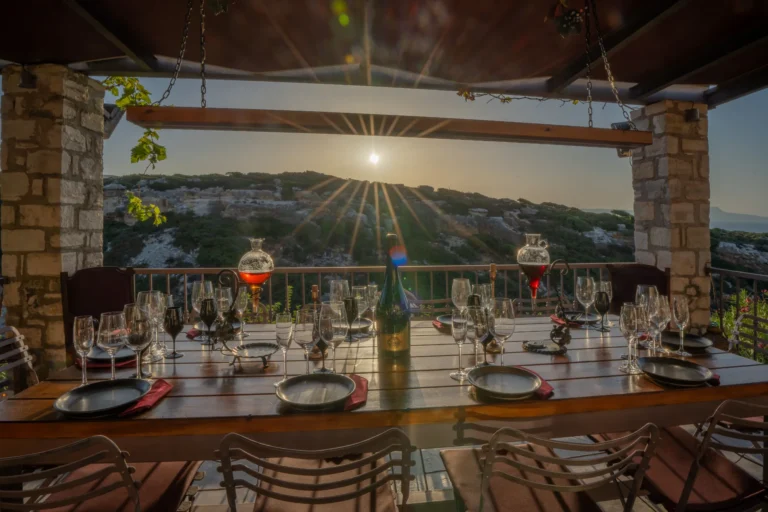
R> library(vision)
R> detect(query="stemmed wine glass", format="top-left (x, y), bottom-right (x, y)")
top-left (594, 291), bottom-right (611, 333)
top-left (576, 277), bottom-right (596, 331)
top-left (191, 281), bottom-right (214, 341)
top-left (342, 297), bottom-right (357, 342)
top-left (450, 308), bottom-right (468, 381)
top-left (294, 309), bottom-right (318, 375)
top-left (235, 285), bottom-right (250, 343)
top-left (656, 296), bottom-right (672, 354)
top-left (274, 313), bottom-right (294, 387)
top-left (366, 284), bottom-right (379, 336)
top-left (199, 297), bottom-right (217, 347)
top-left (452, 278), bottom-right (471, 312)
top-left (351, 285), bottom-right (369, 339)
top-left (491, 298), bottom-right (515, 365)
top-left (469, 306), bottom-right (491, 366)
top-left (73, 315), bottom-right (94, 387)
top-left (672, 296), bottom-right (691, 357)
top-left (318, 302), bottom-right (347, 373)
top-left (124, 304), bottom-right (152, 379)
top-left (215, 287), bottom-right (233, 321)
top-left (97, 311), bottom-right (127, 381)
top-left (330, 280), bottom-right (350, 303)
top-left (598, 281), bottom-right (613, 325)
top-left (164, 306), bottom-right (184, 359)
top-left (618, 303), bottom-right (642, 374)
top-left (635, 285), bottom-right (659, 347)
top-left (473, 284), bottom-right (493, 311)
top-left (137, 290), bottom-right (165, 358)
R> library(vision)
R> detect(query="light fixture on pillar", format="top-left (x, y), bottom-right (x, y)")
top-left (611, 122), bottom-right (633, 158)
top-left (18, 66), bottom-right (37, 89)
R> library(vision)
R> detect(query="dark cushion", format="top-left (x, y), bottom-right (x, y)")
top-left (440, 445), bottom-right (602, 512)
top-left (606, 264), bottom-right (668, 314)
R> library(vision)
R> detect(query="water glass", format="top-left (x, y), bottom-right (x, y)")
top-left (330, 280), bottom-right (350, 303)
top-left (452, 278), bottom-right (471, 311)
top-left (468, 305), bottom-right (491, 366)
top-left (235, 285), bottom-right (250, 341)
top-left (576, 277), bottom-right (596, 330)
top-left (618, 303), bottom-right (642, 374)
top-left (318, 302), bottom-right (347, 373)
top-left (215, 287), bottom-right (234, 321)
top-left (274, 313), bottom-right (294, 387)
top-left (672, 296), bottom-right (691, 357)
top-left (491, 298), bottom-right (515, 365)
top-left (73, 315), bottom-right (94, 387)
top-left (294, 309), bottom-right (318, 375)
top-left (450, 308), bottom-right (468, 381)
top-left (366, 284), bottom-right (379, 335)
top-left (97, 311), bottom-right (127, 380)
top-left (351, 285), bottom-right (369, 338)
top-left (124, 304), bottom-right (152, 379)
top-left (473, 284), bottom-right (493, 311)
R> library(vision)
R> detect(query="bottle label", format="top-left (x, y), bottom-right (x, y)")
top-left (378, 323), bottom-right (410, 356)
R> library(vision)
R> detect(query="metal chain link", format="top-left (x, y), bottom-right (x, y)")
top-left (588, 0), bottom-right (635, 128)
top-left (199, 0), bottom-right (207, 108)
top-left (583, 5), bottom-right (593, 128)
top-left (154, 0), bottom-right (194, 106)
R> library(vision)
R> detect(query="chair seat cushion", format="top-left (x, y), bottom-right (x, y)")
top-left (249, 456), bottom-right (398, 512)
top-left (46, 461), bottom-right (202, 512)
top-left (439, 445), bottom-right (602, 512)
top-left (594, 427), bottom-right (765, 511)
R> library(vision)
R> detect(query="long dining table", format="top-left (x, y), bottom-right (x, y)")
top-left (1, 317), bottom-right (768, 462)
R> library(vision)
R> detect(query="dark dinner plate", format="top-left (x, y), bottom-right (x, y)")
top-left (638, 357), bottom-right (712, 385)
top-left (53, 379), bottom-right (151, 418)
top-left (660, 332), bottom-right (713, 350)
top-left (86, 346), bottom-right (134, 363)
top-left (276, 373), bottom-right (356, 411)
top-left (645, 373), bottom-right (706, 388)
top-left (467, 366), bottom-right (541, 401)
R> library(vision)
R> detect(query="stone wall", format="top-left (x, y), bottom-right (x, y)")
top-left (1, 64), bottom-right (104, 374)
top-left (630, 100), bottom-right (710, 335)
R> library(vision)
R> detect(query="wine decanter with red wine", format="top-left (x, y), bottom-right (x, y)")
top-left (517, 234), bottom-right (550, 307)
top-left (237, 238), bottom-right (274, 318)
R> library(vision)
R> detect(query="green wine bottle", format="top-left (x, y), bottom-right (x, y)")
top-left (376, 233), bottom-right (411, 358)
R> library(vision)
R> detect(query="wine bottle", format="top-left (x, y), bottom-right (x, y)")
top-left (376, 233), bottom-right (411, 358)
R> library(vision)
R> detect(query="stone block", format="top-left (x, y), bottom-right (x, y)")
top-left (650, 227), bottom-right (670, 248)
top-left (645, 136), bottom-right (678, 158)
top-left (2, 255), bottom-right (17, 278)
top-left (632, 118), bottom-right (651, 132)
top-left (31, 179), bottom-right (43, 196)
top-left (42, 298), bottom-right (64, 318)
top-left (630, 108), bottom-right (645, 121)
top-left (62, 99), bottom-right (77, 120)
top-left (634, 201), bottom-right (655, 222)
top-left (671, 251), bottom-right (696, 276)
top-left (636, 251), bottom-right (656, 266)
top-left (696, 155), bottom-right (709, 179)
top-left (19, 205), bottom-right (60, 227)
top-left (79, 209), bottom-right (103, 230)
top-left (656, 250), bottom-right (672, 270)
top-left (653, 113), bottom-right (694, 136)
top-left (61, 125), bottom-right (87, 152)
top-left (89, 232), bottom-right (103, 249)
top-left (84, 251), bottom-right (103, 268)
top-left (634, 230), bottom-right (648, 251)
top-left (61, 205), bottom-right (75, 228)
top-left (81, 112), bottom-right (103, 133)
top-left (1, 205), bottom-right (14, 225)
top-left (644, 100), bottom-right (676, 117)
top-left (632, 160), bottom-right (654, 180)
top-left (685, 181), bottom-right (709, 201)
top-left (0, 95), bottom-right (11, 114)
top-left (19, 327), bottom-right (42, 349)
top-left (27, 149), bottom-right (65, 174)
top-left (670, 203), bottom-right (695, 224)
top-left (79, 156), bottom-right (99, 179)
top-left (658, 156), bottom-right (693, 178)
top-left (686, 227), bottom-right (710, 249)
top-left (698, 250), bottom-right (711, 275)
top-left (47, 178), bottom-right (87, 205)
top-left (3, 282), bottom-right (21, 307)
top-left (660, 204), bottom-right (671, 224)
top-left (682, 139), bottom-right (708, 153)
top-left (668, 179), bottom-right (684, 199)
top-left (690, 309), bottom-right (711, 329)
top-left (61, 251), bottom-right (78, 275)
top-left (26, 253), bottom-right (62, 276)
top-left (643, 179), bottom-right (668, 202)
top-left (1, 119), bottom-right (36, 140)
top-left (1, 229), bottom-right (45, 252)
top-left (692, 276), bottom-right (711, 295)
top-left (0, 172), bottom-right (29, 200)
top-left (671, 227), bottom-right (682, 249)
top-left (46, 321), bottom-right (66, 346)
top-left (50, 232), bottom-right (86, 248)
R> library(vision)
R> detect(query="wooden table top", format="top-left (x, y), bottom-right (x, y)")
top-left (2, 317), bottom-right (768, 441)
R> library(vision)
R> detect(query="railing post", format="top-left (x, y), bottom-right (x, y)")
top-left (489, 264), bottom-right (497, 299)
top-left (718, 273), bottom-right (724, 333)
top-left (753, 280), bottom-right (759, 360)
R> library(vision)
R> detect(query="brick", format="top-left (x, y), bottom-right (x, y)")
top-left (634, 230), bottom-right (648, 251)
top-left (1, 205), bottom-right (16, 225)
top-left (61, 251), bottom-right (78, 275)
top-left (671, 251), bottom-right (696, 276)
top-left (698, 250), bottom-right (711, 275)
top-left (696, 155), bottom-right (709, 179)
top-left (1, 229), bottom-right (45, 252)
top-left (3, 282), bottom-right (21, 307)
top-left (668, 179), bottom-right (684, 199)
top-left (686, 227), bottom-right (710, 249)
top-left (19, 327), bottom-right (42, 349)
top-left (0, 172), bottom-right (29, 200)
top-left (690, 309), bottom-right (711, 329)
top-left (31, 179), bottom-right (43, 196)
top-left (645, 136), bottom-right (678, 158)
top-left (636, 251), bottom-right (656, 266)
top-left (653, 113), bottom-right (694, 136)
top-left (27, 149), bottom-right (66, 174)
top-left (632, 160), bottom-right (654, 180)
top-left (671, 227), bottom-right (682, 249)
top-left (692, 276), bottom-right (710, 295)
top-left (685, 181), bottom-right (709, 201)
top-left (81, 112), bottom-right (103, 133)
top-left (45, 321), bottom-right (66, 346)
top-left (47, 178), bottom-right (87, 204)
top-left (79, 209), bottom-right (102, 230)
top-left (670, 203), bottom-right (695, 224)
top-left (19, 205), bottom-right (60, 227)
top-left (634, 201), bottom-right (655, 222)
top-left (650, 227), bottom-right (670, 248)
top-left (656, 250), bottom-right (671, 270)
top-left (84, 252), bottom-right (103, 268)
top-left (2, 255), bottom-right (17, 278)
top-left (1, 119), bottom-right (36, 140)
top-left (658, 156), bottom-right (693, 178)
top-left (644, 100), bottom-right (676, 117)
top-left (50, 232), bottom-right (86, 248)
top-left (682, 139), bottom-right (708, 153)
top-left (89, 232), bottom-right (103, 249)
top-left (61, 125), bottom-right (86, 152)
top-left (26, 253), bottom-right (61, 276)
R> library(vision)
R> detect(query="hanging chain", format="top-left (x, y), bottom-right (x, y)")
top-left (588, 0), bottom-right (634, 128)
top-left (155, 0), bottom-right (194, 106)
top-left (583, 4), bottom-right (593, 128)
top-left (199, 0), bottom-right (207, 108)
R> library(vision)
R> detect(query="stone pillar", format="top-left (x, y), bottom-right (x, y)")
top-left (631, 100), bottom-right (710, 335)
top-left (1, 64), bottom-right (104, 374)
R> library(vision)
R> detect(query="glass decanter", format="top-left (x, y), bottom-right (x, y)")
top-left (237, 238), bottom-right (274, 321)
top-left (517, 234), bottom-right (550, 302)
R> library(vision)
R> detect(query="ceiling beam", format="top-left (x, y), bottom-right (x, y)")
top-left (547, 0), bottom-right (691, 93)
top-left (64, 0), bottom-right (157, 72)
top-left (126, 106), bottom-right (653, 149)
top-left (629, 26), bottom-right (768, 102)
top-left (706, 64), bottom-right (768, 108)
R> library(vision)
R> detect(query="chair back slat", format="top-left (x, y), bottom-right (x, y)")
top-left (479, 424), bottom-right (658, 512)
top-left (218, 428), bottom-right (414, 510)
top-left (0, 330), bottom-right (38, 397)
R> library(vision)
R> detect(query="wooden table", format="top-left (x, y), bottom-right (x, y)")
top-left (2, 317), bottom-right (768, 462)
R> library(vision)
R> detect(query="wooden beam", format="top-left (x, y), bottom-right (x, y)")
top-left (706, 64), bottom-right (768, 108)
top-left (547, 0), bottom-right (691, 93)
top-left (630, 26), bottom-right (768, 101)
top-left (126, 106), bottom-right (653, 149)
top-left (64, 0), bottom-right (157, 72)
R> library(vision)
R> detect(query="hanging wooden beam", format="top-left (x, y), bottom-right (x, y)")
top-left (547, 0), bottom-right (691, 93)
top-left (706, 64), bottom-right (768, 108)
top-left (126, 106), bottom-right (652, 149)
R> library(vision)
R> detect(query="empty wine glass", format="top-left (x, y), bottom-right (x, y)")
top-left (491, 298), bottom-right (515, 365)
top-left (366, 284), bottom-right (379, 335)
top-left (124, 304), bottom-right (152, 379)
top-left (473, 284), bottom-right (493, 311)
top-left (598, 281), bottom-right (613, 325)
top-left (137, 290), bottom-right (165, 358)
top-left (635, 285), bottom-right (658, 345)
top-left (657, 296), bottom-right (672, 354)
top-left (294, 309), bottom-right (318, 375)
top-left (191, 280), bottom-right (214, 337)
top-left (318, 302), bottom-right (346, 373)
top-left (672, 296), bottom-right (691, 357)
top-left (73, 315), bottom-right (94, 387)
top-left (215, 287), bottom-right (233, 321)
top-left (619, 303), bottom-right (642, 374)
top-left (274, 313), bottom-right (293, 387)
top-left (450, 308), bottom-right (468, 381)
top-left (97, 311), bottom-right (127, 380)
top-left (351, 285), bottom-right (369, 339)
top-left (452, 278), bottom-right (471, 312)
top-left (468, 305), bottom-right (491, 366)
top-left (576, 277), bottom-right (596, 331)
top-left (594, 291), bottom-right (611, 333)
top-left (164, 306), bottom-right (184, 359)
top-left (235, 285), bottom-right (250, 342)
top-left (199, 297), bottom-right (217, 346)
top-left (330, 280), bottom-right (350, 303)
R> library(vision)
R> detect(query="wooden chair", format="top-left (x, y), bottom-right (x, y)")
top-left (0, 328), bottom-right (38, 398)
top-left (440, 424), bottom-right (658, 512)
top-left (605, 264), bottom-right (669, 314)
top-left (217, 428), bottom-right (415, 511)
top-left (60, 267), bottom-right (135, 360)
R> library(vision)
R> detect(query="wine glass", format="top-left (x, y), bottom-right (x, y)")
top-left (164, 306), bottom-right (184, 359)
top-left (635, 285), bottom-right (658, 345)
top-left (97, 311), bottom-right (127, 380)
top-left (644, 294), bottom-right (662, 352)
top-left (672, 296), bottom-right (691, 357)
top-left (594, 291), bottom-right (611, 333)
top-left (318, 302), bottom-right (345, 373)
top-left (342, 297), bottom-right (357, 342)
top-left (468, 305), bottom-right (491, 366)
top-left (351, 286), bottom-right (368, 339)
top-left (618, 303), bottom-right (642, 374)
top-left (215, 287), bottom-right (233, 321)
top-left (473, 284), bottom-right (493, 311)
top-left (452, 278), bottom-right (471, 312)
top-left (73, 315), bottom-right (94, 387)
top-left (199, 297), bottom-right (217, 346)
top-left (124, 304), bottom-right (152, 379)
top-left (657, 296), bottom-right (672, 354)
top-left (598, 281), bottom-right (613, 325)
top-left (491, 298), bottom-right (516, 365)
top-left (330, 280), bottom-right (350, 303)
top-left (465, 311), bottom-right (480, 368)
top-left (234, 285), bottom-right (250, 342)
top-left (366, 284), bottom-right (379, 335)
top-left (294, 309), bottom-right (318, 375)
top-left (450, 308), bottom-right (468, 381)
top-left (137, 291), bottom-right (165, 358)
top-left (576, 277), bottom-right (596, 331)
top-left (274, 313), bottom-right (293, 387)
top-left (191, 280), bottom-right (214, 335)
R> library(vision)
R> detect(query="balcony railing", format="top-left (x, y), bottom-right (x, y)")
top-left (133, 262), bottom-right (633, 320)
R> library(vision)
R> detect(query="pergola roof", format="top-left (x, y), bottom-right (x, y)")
top-left (2, 0), bottom-right (768, 107)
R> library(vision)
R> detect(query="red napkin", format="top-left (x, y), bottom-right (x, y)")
top-left (550, 315), bottom-right (580, 328)
top-left (432, 320), bottom-right (451, 333)
top-left (344, 374), bottom-right (368, 411)
top-left (75, 357), bottom-right (136, 369)
top-left (186, 329), bottom-right (201, 339)
top-left (119, 379), bottom-right (173, 417)
top-left (708, 373), bottom-right (720, 386)
top-left (520, 367), bottom-right (555, 399)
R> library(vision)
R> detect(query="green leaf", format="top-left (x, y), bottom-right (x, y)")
top-left (125, 191), bottom-right (167, 226)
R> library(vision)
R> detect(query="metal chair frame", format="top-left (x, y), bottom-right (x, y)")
top-left (217, 428), bottom-right (415, 510)
top-left (479, 424), bottom-right (659, 512)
